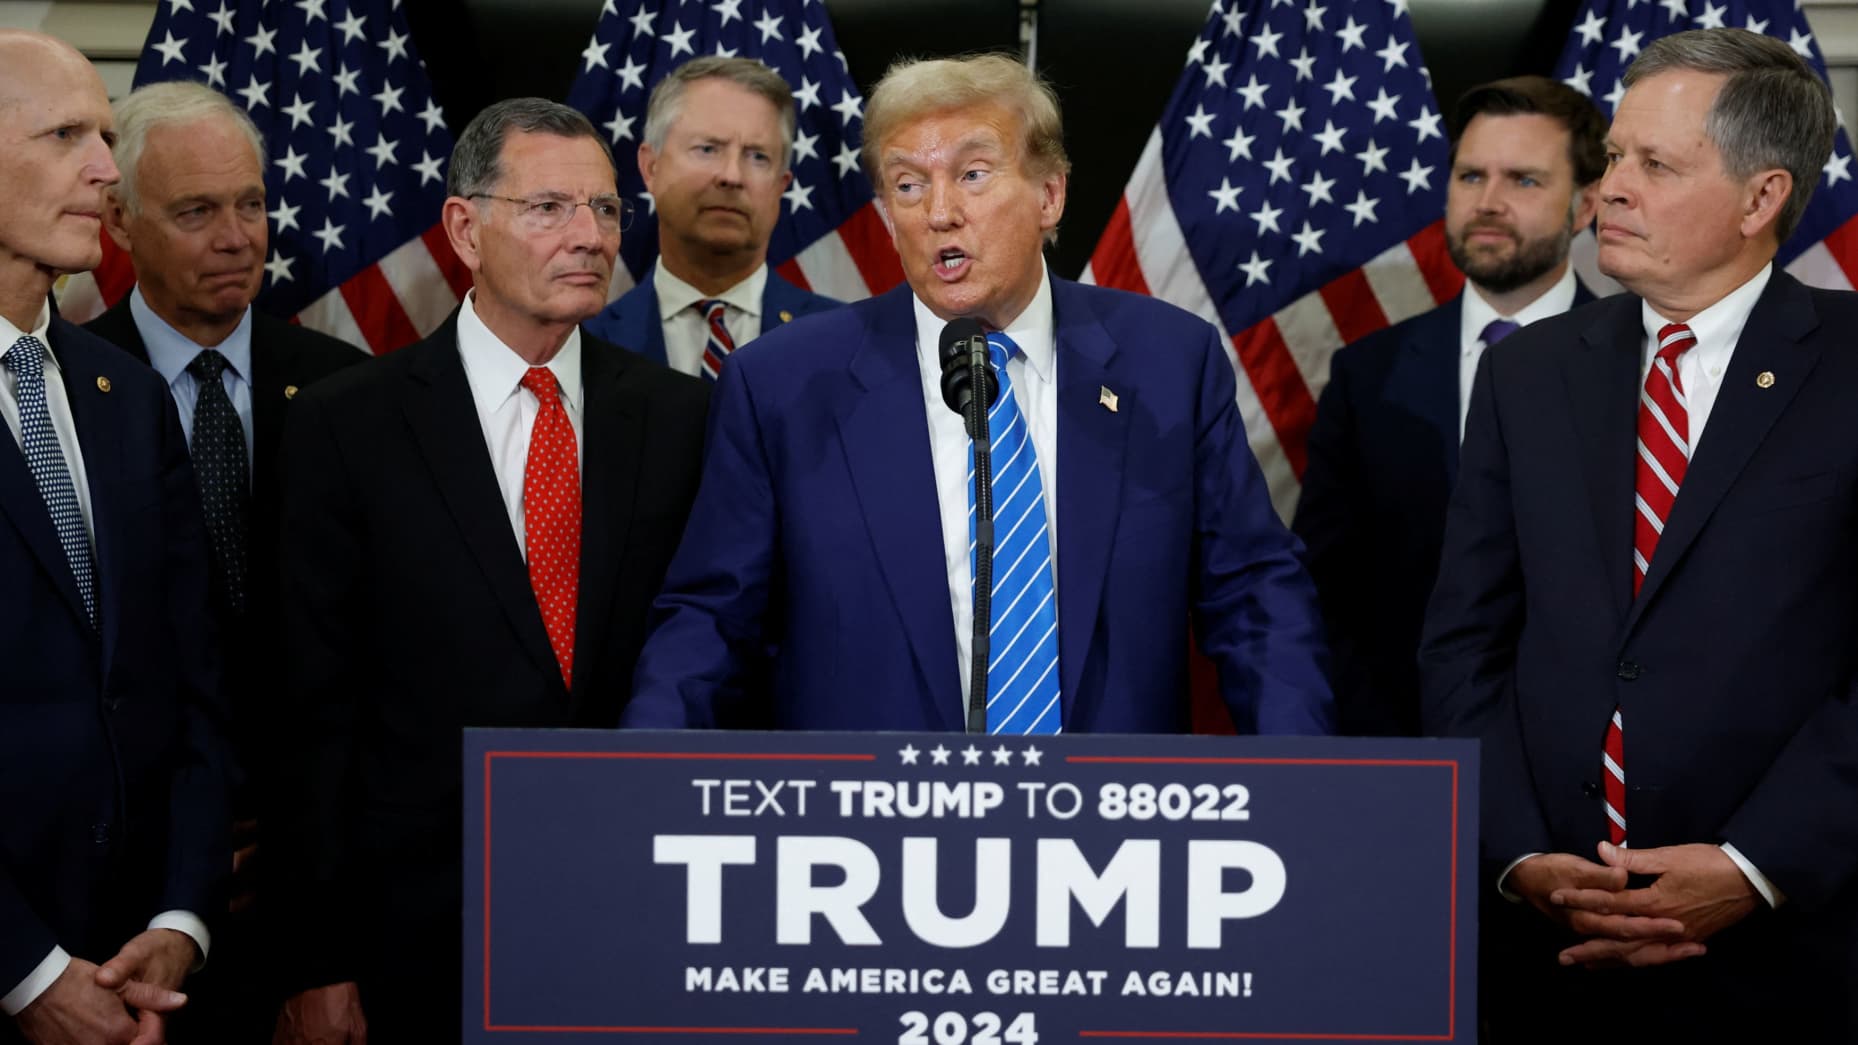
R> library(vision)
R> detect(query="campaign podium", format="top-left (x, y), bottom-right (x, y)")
top-left (464, 730), bottom-right (1477, 1043)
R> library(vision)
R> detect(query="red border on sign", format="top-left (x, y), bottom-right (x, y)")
top-left (1065, 756), bottom-right (1462, 1042)
top-left (482, 750), bottom-right (874, 1036)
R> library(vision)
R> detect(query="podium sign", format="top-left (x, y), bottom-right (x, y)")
top-left (464, 730), bottom-right (1476, 1043)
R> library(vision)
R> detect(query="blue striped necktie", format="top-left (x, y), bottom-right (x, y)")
top-left (968, 331), bottom-right (1061, 735)
top-left (4, 335), bottom-right (97, 626)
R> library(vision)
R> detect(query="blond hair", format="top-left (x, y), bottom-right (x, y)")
top-left (861, 53), bottom-right (1070, 186)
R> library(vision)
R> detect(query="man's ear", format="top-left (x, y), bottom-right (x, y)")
top-left (442, 196), bottom-right (484, 273)
top-left (1740, 167), bottom-right (1792, 244)
top-left (102, 189), bottom-right (133, 252)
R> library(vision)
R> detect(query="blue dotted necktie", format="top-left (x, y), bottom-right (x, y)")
top-left (186, 349), bottom-right (250, 615)
top-left (5, 335), bottom-right (96, 626)
top-left (968, 331), bottom-right (1061, 735)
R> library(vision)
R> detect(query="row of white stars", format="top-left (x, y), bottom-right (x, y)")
top-left (164, 0), bottom-right (379, 37)
top-left (150, 15), bottom-right (410, 72)
top-left (585, 9), bottom-right (832, 71)
top-left (1189, 18), bottom-right (1411, 83)
top-left (1572, 2), bottom-right (1814, 53)
top-left (898, 743), bottom-right (1044, 767)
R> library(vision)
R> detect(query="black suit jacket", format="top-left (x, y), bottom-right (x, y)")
top-left (0, 317), bottom-right (228, 993)
top-left (1420, 272), bottom-right (1858, 1033)
top-left (1295, 285), bottom-right (1593, 736)
top-left (85, 299), bottom-right (365, 810)
top-left (270, 313), bottom-right (707, 1020)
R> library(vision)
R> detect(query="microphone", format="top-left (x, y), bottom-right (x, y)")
top-left (938, 318), bottom-right (998, 439)
top-left (937, 318), bottom-right (998, 735)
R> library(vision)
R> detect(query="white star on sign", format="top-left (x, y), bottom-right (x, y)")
top-left (930, 744), bottom-right (951, 766)
top-left (961, 745), bottom-right (982, 766)
top-left (899, 744), bottom-right (920, 765)
top-left (1021, 746), bottom-right (1042, 766)
top-left (1207, 176), bottom-right (1242, 213)
top-left (991, 746), bottom-right (1013, 766)
top-left (1239, 250), bottom-right (1272, 286)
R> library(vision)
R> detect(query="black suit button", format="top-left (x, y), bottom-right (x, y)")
top-left (1581, 781), bottom-right (1602, 799)
top-left (1616, 660), bottom-right (1642, 681)
top-left (91, 823), bottom-right (111, 845)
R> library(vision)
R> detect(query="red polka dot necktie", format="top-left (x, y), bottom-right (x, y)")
top-left (521, 366), bottom-right (580, 690)
top-left (1610, 322), bottom-right (1696, 845)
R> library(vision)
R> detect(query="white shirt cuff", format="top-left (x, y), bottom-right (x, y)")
top-left (1719, 842), bottom-right (1785, 908)
top-left (1495, 852), bottom-right (1542, 902)
top-left (2, 947), bottom-right (71, 1016)
top-left (147, 911), bottom-right (211, 972)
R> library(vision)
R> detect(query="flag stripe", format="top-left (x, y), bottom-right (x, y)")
top-left (421, 224), bottom-right (475, 302)
top-left (339, 266), bottom-right (422, 355)
top-left (1086, 198), bottom-right (1154, 296)
top-left (1232, 318), bottom-right (1317, 480)
top-left (378, 228), bottom-right (461, 337)
top-left (298, 288), bottom-right (371, 355)
top-left (1406, 220), bottom-right (1466, 306)
top-left (1317, 268), bottom-right (1390, 347)
top-left (774, 258), bottom-right (814, 293)
top-left (792, 232), bottom-right (870, 302)
top-left (834, 202), bottom-right (905, 294)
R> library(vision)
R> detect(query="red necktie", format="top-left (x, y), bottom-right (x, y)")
top-left (1609, 322), bottom-right (1695, 844)
top-left (522, 366), bottom-right (580, 689)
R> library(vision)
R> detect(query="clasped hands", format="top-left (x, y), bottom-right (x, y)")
top-left (1508, 840), bottom-right (1760, 969)
top-left (15, 929), bottom-right (197, 1045)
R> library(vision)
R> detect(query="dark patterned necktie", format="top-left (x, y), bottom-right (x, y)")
top-left (5, 335), bottom-right (96, 626)
top-left (186, 349), bottom-right (250, 615)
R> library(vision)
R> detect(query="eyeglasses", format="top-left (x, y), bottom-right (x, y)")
top-left (470, 193), bottom-right (635, 233)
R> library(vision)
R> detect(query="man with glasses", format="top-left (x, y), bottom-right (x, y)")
top-left (269, 98), bottom-right (708, 1045)
top-left (585, 57), bottom-right (838, 379)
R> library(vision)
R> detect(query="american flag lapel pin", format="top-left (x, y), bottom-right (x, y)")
top-left (1099, 386), bottom-right (1119, 412)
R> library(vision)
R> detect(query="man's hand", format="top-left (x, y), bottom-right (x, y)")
top-left (273, 982), bottom-right (367, 1045)
top-left (1550, 841), bottom-right (1760, 968)
top-left (93, 928), bottom-right (197, 1045)
top-left (14, 957), bottom-right (177, 1045)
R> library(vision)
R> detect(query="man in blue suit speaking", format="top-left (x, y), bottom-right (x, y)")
top-left (583, 58), bottom-right (837, 377)
top-left (624, 54), bottom-right (1331, 736)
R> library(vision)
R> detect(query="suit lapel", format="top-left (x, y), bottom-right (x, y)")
top-left (1387, 298), bottom-right (1463, 487)
top-left (616, 270), bottom-right (669, 367)
top-left (56, 323), bottom-right (122, 668)
top-left (401, 320), bottom-right (559, 682)
top-left (1566, 298), bottom-right (1643, 629)
top-left (758, 271), bottom-right (805, 336)
top-left (836, 292), bottom-right (962, 728)
top-left (1050, 281), bottom-right (1128, 723)
top-left (247, 314), bottom-right (291, 499)
top-left (566, 340), bottom-right (644, 712)
top-left (1628, 273), bottom-right (1819, 629)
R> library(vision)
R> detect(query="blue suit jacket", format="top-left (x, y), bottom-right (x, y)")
top-left (624, 278), bottom-right (1332, 734)
top-left (1295, 285), bottom-right (1594, 736)
top-left (0, 317), bottom-right (227, 990)
top-left (1420, 272), bottom-right (1858, 1030)
top-left (582, 265), bottom-right (839, 367)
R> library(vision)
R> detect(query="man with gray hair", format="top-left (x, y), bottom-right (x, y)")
top-left (83, 83), bottom-right (364, 1041)
top-left (585, 56), bottom-right (837, 378)
top-left (1421, 28), bottom-right (1858, 1037)
top-left (269, 97), bottom-right (706, 1044)
top-left (625, 54), bottom-right (1330, 736)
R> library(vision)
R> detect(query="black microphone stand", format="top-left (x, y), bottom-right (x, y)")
top-left (966, 334), bottom-right (993, 736)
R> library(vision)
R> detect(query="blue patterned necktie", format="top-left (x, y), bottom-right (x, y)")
top-left (968, 331), bottom-right (1061, 735)
top-left (4, 335), bottom-right (96, 626)
top-left (186, 349), bottom-right (250, 615)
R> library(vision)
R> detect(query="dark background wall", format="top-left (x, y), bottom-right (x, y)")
top-left (400, 0), bottom-right (1584, 280)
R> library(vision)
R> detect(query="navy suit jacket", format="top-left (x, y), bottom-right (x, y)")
top-left (1296, 284), bottom-right (1593, 736)
top-left (1420, 272), bottom-right (1858, 1030)
top-left (624, 278), bottom-right (1332, 734)
top-left (582, 265), bottom-right (839, 366)
top-left (0, 317), bottom-right (227, 992)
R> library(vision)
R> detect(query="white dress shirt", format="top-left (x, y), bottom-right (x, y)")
top-left (1, 305), bottom-right (210, 1015)
top-left (911, 265), bottom-right (1061, 710)
top-left (1457, 266), bottom-right (1578, 439)
top-left (651, 259), bottom-right (766, 378)
top-left (455, 291), bottom-right (585, 558)
top-left (1497, 262), bottom-right (1783, 910)
top-left (129, 287), bottom-right (256, 473)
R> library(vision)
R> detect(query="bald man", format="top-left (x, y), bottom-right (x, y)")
top-left (0, 31), bottom-right (228, 1045)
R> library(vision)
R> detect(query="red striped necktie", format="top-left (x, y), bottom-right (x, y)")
top-left (697, 299), bottom-right (736, 380)
top-left (1609, 322), bottom-right (1696, 845)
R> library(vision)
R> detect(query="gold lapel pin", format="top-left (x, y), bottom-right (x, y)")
top-left (1756, 371), bottom-right (1775, 389)
top-left (95, 376), bottom-right (111, 393)
top-left (1099, 386), bottom-right (1119, 412)
top-left (285, 384), bottom-right (300, 400)
top-left (779, 309), bottom-right (793, 323)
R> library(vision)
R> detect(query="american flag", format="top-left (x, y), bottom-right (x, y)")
top-left (1554, 0), bottom-right (1858, 292)
top-left (1084, 0), bottom-right (1462, 520)
top-left (58, 0), bottom-right (471, 354)
top-left (566, 0), bottom-right (903, 301)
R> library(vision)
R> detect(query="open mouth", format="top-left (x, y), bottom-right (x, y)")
top-left (936, 248), bottom-right (970, 278)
